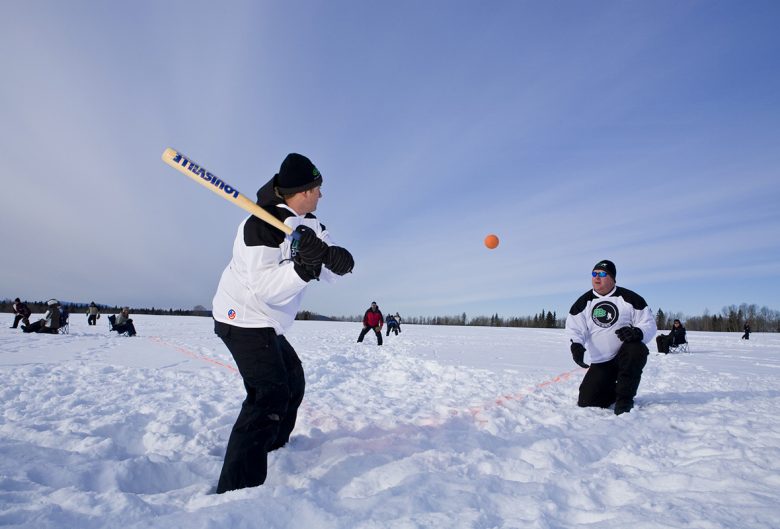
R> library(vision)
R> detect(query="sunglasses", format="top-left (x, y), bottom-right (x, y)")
top-left (592, 271), bottom-right (608, 277)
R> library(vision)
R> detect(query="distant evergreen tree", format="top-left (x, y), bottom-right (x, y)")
top-left (656, 308), bottom-right (666, 329)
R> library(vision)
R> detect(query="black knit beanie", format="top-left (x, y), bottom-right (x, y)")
top-left (593, 259), bottom-right (617, 280)
top-left (275, 153), bottom-right (323, 195)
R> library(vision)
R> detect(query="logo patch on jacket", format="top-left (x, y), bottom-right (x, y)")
top-left (227, 309), bottom-right (236, 320)
top-left (591, 301), bottom-right (618, 328)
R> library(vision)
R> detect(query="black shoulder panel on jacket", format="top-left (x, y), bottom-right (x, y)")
top-left (569, 291), bottom-right (597, 316)
top-left (614, 287), bottom-right (649, 310)
top-left (243, 206), bottom-right (294, 248)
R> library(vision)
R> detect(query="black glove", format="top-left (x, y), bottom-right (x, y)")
top-left (293, 261), bottom-right (321, 282)
top-left (292, 225), bottom-right (328, 282)
top-left (293, 225), bottom-right (329, 266)
top-left (571, 342), bottom-right (590, 368)
top-left (615, 325), bottom-right (643, 343)
top-left (324, 246), bottom-right (354, 275)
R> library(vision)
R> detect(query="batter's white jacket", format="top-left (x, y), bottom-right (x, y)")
top-left (565, 286), bottom-right (656, 364)
top-left (212, 204), bottom-right (340, 335)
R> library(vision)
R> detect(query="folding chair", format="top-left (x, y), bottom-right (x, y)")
top-left (668, 341), bottom-right (690, 354)
top-left (108, 314), bottom-right (131, 336)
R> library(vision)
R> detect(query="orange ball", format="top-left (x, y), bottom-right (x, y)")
top-left (484, 234), bottom-right (499, 249)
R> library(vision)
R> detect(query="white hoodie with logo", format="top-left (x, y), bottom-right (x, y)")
top-left (565, 286), bottom-right (656, 364)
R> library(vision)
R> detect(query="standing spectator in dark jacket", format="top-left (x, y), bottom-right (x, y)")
top-left (655, 319), bottom-right (687, 353)
top-left (86, 302), bottom-right (100, 325)
top-left (11, 298), bottom-right (31, 329)
top-left (357, 302), bottom-right (383, 345)
top-left (742, 322), bottom-right (751, 340)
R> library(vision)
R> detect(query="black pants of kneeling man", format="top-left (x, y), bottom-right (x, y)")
top-left (578, 341), bottom-right (649, 414)
top-left (214, 320), bottom-right (305, 494)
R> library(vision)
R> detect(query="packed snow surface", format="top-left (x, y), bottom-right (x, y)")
top-left (1, 315), bottom-right (778, 528)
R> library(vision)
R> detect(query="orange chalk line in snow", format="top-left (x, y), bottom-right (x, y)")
top-left (419, 367), bottom-right (585, 428)
top-left (146, 333), bottom-right (583, 429)
top-left (146, 336), bottom-right (239, 373)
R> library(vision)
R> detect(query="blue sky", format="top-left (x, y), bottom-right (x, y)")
top-left (2, 1), bottom-right (779, 321)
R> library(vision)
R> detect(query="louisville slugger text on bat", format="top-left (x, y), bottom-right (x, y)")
top-left (161, 147), bottom-right (294, 236)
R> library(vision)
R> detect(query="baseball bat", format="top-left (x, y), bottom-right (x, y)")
top-left (161, 147), bottom-right (294, 236)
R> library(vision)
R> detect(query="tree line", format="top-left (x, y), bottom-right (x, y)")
top-left (321, 305), bottom-right (780, 333)
top-left (323, 310), bottom-right (563, 328)
top-left (0, 299), bottom-right (211, 317)
top-left (6, 299), bottom-right (778, 332)
top-left (655, 303), bottom-right (780, 332)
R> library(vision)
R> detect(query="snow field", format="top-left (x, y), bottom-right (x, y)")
top-left (1, 316), bottom-right (778, 528)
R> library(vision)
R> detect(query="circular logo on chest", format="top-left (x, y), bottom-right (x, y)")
top-left (591, 301), bottom-right (619, 328)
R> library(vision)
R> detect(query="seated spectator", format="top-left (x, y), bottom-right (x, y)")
top-left (22, 299), bottom-right (61, 334)
top-left (655, 319), bottom-right (687, 354)
top-left (11, 298), bottom-right (32, 329)
top-left (110, 307), bottom-right (137, 336)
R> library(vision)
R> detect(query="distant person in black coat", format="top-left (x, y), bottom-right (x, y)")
top-left (656, 319), bottom-right (687, 354)
top-left (11, 298), bottom-right (31, 329)
top-left (741, 322), bottom-right (751, 340)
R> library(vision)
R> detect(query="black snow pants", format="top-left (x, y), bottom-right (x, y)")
top-left (12, 314), bottom-right (30, 328)
top-left (114, 321), bottom-right (137, 336)
top-left (22, 320), bottom-right (57, 334)
top-left (214, 321), bottom-right (305, 494)
top-left (357, 325), bottom-right (383, 345)
top-left (87, 314), bottom-right (97, 325)
top-left (578, 341), bottom-right (649, 412)
top-left (655, 335), bottom-right (670, 354)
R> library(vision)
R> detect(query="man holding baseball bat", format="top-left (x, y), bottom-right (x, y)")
top-left (212, 153), bottom-right (354, 493)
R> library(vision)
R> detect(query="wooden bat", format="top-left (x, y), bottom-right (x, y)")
top-left (161, 147), bottom-right (294, 236)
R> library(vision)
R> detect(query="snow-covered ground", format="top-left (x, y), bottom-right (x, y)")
top-left (1, 315), bottom-right (778, 528)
